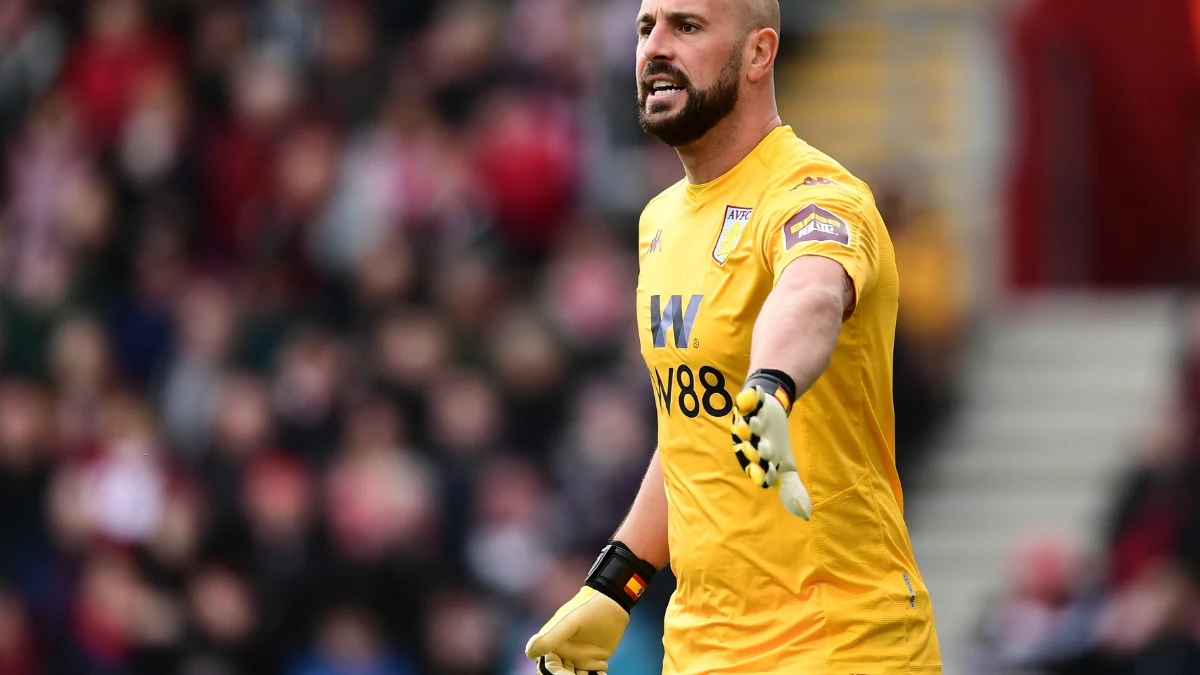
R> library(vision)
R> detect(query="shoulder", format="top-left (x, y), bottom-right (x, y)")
top-left (638, 178), bottom-right (688, 232)
top-left (642, 178), bottom-right (687, 213)
top-left (756, 131), bottom-right (876, 222)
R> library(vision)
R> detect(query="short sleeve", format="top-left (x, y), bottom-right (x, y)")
top-left (755, 183), bottom-right (880, 308)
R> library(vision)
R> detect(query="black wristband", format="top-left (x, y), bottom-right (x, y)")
top-left (584, 541), bottom-right (658, 613)
top-left (744, 368), bottom-right (797, 414)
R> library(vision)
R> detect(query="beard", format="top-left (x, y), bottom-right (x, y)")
top-left (637, 44), bottom-right (743, 148)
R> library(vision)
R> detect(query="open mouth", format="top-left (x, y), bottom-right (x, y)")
top-left (647, 78), bottom-right (686, 99)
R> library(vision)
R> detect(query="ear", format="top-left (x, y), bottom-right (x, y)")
top-left (746, 28), bottom-right (779, 83)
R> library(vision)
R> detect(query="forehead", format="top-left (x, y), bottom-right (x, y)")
top-left (637, 0), bottom-right (730, 23)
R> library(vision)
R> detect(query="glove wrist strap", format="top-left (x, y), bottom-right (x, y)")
top-left (585, 541), bottom-right (657, 613)
top-left (745, 368), bottom-right (796, 414)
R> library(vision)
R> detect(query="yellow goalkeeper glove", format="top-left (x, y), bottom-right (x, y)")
top-left (525, 541), bottom-right (657, 675)
top-left (732, 368), bottom-right (813, 520)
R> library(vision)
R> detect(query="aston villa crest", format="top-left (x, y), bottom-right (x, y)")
top-left (713, 205), bottom-right (752, 265)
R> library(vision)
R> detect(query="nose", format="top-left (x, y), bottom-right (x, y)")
top-left (641, 22), bottom-right (674, 63)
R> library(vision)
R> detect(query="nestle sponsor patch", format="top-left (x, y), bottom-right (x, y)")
top-left (782, 203), bottom-right (851, 250)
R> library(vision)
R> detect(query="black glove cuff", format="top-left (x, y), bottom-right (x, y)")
top-left (744, 368), bottom-right (797, 414)
top-left (584, 541), bottom-right (658, 613)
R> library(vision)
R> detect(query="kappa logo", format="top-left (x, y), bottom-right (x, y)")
top-left (712, 206), bottom-right (752, 265)
top-left (648, 229), bottom-right (663, 254)
top-left (783, 203), bottom-right (851, 250)
top-left (790, 177), bottom-right (836, 190)
top-left (650, 294), bottom-right (702, 348)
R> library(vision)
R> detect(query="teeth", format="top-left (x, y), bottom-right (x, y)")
top-left (649, 82), bottom-right (682, 97)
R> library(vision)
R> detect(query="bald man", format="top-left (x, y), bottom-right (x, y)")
top-left (525, 1), bottom-right (943, 673)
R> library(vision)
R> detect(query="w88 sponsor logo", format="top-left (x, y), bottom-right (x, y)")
top-left (650, 294), bottom-right (702, 349)
top-left (651, 363), bottom-right (733, 419)
top-left (647, 293), bottom-right (735, 418)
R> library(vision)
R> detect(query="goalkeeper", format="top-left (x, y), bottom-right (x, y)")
top-left (526, 0), bottom-right (942, 673)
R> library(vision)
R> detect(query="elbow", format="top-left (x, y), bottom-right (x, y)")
top-left (800, 286), bottom-right (845, 371)
top-left (802, 284), bottom-right (845, 331)
top-left (776, 263), bottom-right (845, 326)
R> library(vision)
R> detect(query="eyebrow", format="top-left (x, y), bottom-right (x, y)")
top-left (636, 10), bottom-right (707, 27)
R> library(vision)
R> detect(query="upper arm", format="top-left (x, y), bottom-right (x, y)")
top-left (755, 183), bottom-right (880, 321)
top-left (775, 254), bottom-right (856, 322)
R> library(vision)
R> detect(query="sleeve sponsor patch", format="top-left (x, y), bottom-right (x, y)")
top-left (782, 203), bottom-right (851, 250)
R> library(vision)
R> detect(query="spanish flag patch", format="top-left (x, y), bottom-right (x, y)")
top-left (624, 574), bottom-right (647, 601)
top-left (773, 388), bottom-right (792, 414)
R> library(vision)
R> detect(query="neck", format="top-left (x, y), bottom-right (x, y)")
top-left (677, 109), bottom-right (783, 184)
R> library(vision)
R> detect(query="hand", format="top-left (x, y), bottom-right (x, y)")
top-left (525, 587), bottom-right (627, 674)
top-left (525, 542), bottom-right (657, 675)
top-left (731, 370), bottom-right (813, 519)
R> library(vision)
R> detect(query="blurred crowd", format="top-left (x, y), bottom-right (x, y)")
top-left (971, 289), bottom-right (1200, 675)
top-left (0, 1), bottom-right (963, 674)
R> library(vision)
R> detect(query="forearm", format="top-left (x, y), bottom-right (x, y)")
top-left (748, 257), bottom-right (846, 395)
top-left (613, 449), bottom-right (670, 570)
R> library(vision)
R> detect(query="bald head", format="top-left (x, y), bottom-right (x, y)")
top-left (741, 0), bottom-right (780, 34)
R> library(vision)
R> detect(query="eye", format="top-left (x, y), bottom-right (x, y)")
top-left (639, 24), bottom-right (653, 36)
top-left (681, 22), bottom-right (699, 33)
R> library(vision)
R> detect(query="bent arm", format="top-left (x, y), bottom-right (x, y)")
top-left (613, 449), bottom-right (670, 570)
top-left (749, 255), bottom-right (853, 393)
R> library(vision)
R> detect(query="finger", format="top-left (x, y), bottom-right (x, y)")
top-left (758, 438), bottom-right (774, 463)
top-left (573, 657), bottom-right (609, 672)
top-left (539, 654), bottom-right (573, 675)
top-left (526, 616), bottom-right (577, 659)
top-left (746, 462), bottom-right (766, 486)
top-left (733, 419), bottom-right (752, 441)
top-left (748, 415), bottom-right (766, 438)
top-left (735, 389), bottom-right (759, 416)
top-left (739, 439), bottom-right (758, 466)
top-left (779, 471), bottom-right (813, 519)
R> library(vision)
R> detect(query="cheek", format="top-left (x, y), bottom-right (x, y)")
top-left (691, 45), bottom-right (735, 84)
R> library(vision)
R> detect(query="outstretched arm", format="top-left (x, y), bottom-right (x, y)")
top-left (749, 254), bottom-right (853, 391)
top-left (731, 254), bottom-right (856, 519)
top-left (613, 448), bottom-right (670, 569)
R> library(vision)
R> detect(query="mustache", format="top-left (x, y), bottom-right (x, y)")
top-left (640, 63), bottom-right (691, 89)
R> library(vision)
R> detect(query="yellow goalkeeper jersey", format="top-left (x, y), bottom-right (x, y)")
top-left (635, 126), bottom-right (941, 675)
